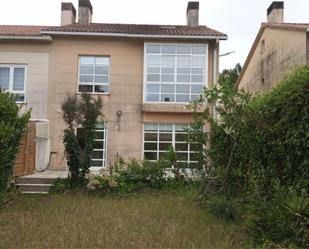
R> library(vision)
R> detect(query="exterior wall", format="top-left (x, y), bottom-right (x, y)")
top-left (48, 37), bottom-right (217, 170)
top-left (0, 44), bottom-right (50, 119)
top-left (238, 29), bottom-right (307, 95)
top-left (14, 122), bottom-right (36, 177)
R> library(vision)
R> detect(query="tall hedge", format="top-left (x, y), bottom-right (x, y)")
top-left (0, 89), bottom-right (31, 192)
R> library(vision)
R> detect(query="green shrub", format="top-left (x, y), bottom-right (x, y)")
top-left (61, 93), bottom-right (103, 186)
top-left (0, 89), bottom-right (30, 193)
top-left (190, 65), bottom-right (309, 247)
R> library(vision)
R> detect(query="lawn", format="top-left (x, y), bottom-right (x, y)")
top-left (0, 190), bottom-right (250, 249)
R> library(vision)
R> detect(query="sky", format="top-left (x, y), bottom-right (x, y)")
top-left (0, 0), bottom-right (308, 71)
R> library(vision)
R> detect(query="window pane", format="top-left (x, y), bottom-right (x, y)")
top-left (175, 124), bottom-right (188, 131)
top-left (95, 85), bottom-right (109, 93)
top-left (93, 141), bottom-right (104, 149)
top-left (95, 76), bottom-right (109, 83)
top-left (80, 75), bottom-right (93, 83)
top-left (190, 153), bottom-right (200, 161)
top-left (144, 133), bottom-right (157, 141)
top-left (191, 85), bottom-right (203, 93)
top-left (192, 56), bottom-right (205, 66)
top-left (95, 57), bottom-right (109, 65)
top-left (0, 67), bottom-right (10, 90)
top-left (162, 56), bottom-right (174, 66)
top-left (177, 45), bottom-right (191, 54)
top-left (177, 67), bottom-right (190, 74)
top-left (175, 143), bottom-right (188, 151)
top-left (192, 46), bottom-right (206, 54)
top-left (161, 84), bottom-right (175, 93)
top-left (176, 85), bottom-right (190, 93)
top-left (144, 124), bottom-right (158, 131)
top-left (162, 67), bottom-right (174, 74)
top-left (159, 143), bottom-right (173, 150)
top-left (92, 151), bottom-right (104, 160)
top-left (15, 94), bottom-right (25, 102)
top-left (144, 152), bottom-right (157, 160)
top-left (162, 45), bottom-right (176, 54)
top-left (159, 124), bottom-right (173, 131)
top-left (144, 143), bottom-right (157, 151)
top-left (191, 75), bottom-right (203, 82)
top-left (79, 85), bottom-right (93, 92)
top-left (191, 143), bottom-right (203, 151)
top-left (159, 133), bottom-right (172, 141)
top-left (177, 56), bottom-right (190, 66)
top-left (176, 153), bottom-right (188, 161)
top-left (176, 95), bottom-right (190, 102)
top-left (147, 74), bottom-right (160, 82)
top-left (80, 65), bottom-right (94, 74)
top-left (146, 94), bottom-right (160, 102)
top-left (148, 67), bottom-right (160, 74)
top-left (161, 74), bottom-right (174, 82)
top-left (191, 95), bottom-right (200, 101)
top-left (80, 56), bottom-right (94, 65)
top-left (147, 55), bottom-right (160, 65)
top-left (91, 160), bottom-right (103, 167)
top-left (177, 75), bottom-right (190, 82)
top-left (13, 68), bottom-right (25, 91)
top-left (161, 94), bottom-right (174, 102)
top-left (95, 65), bottom-right (109, 75)
top-left (147, 45), bottom-right (160, 53)
top-left (146, 84), bottom-right (160, 93)
top-left (94, 131), bottom-right (104, 139)
top-left (176, 133), bottom-right (188, 142)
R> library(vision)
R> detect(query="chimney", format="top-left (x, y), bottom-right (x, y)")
top-left (187, 2), bottom-right (199, 27)
top-left (267, 1), bottom-right (284, 23)
top-left (78, 0), bottom-right (93, 25)
top-left (61, 2), bottom-right (76, 26)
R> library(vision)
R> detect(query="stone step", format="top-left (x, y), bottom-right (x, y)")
top-left (16, 177), bottom-right (56, 185)
top-left (16, 183), bottom-right (52, 193)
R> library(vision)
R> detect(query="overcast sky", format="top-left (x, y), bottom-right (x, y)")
top-left (0, 0), bottom-right (308, 71)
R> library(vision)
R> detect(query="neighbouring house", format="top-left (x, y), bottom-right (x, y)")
top-left (236, 1), bottom-right (309, 95)
top-left (0, 0), bottom-right (227, 174)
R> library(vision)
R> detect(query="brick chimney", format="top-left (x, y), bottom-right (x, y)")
top-left (78, 0), bottom-right (93, 25)
top-left (61, 2), bottom-right (76, 26)
top-left (187, 2), bottom-right (199, 27)
top-left (267, 1), bottom-right (284, 23)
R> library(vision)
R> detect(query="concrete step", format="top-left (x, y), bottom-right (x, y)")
top-left (17, 183), bottom-right (52, 194)
top-left (16, 177), bottom-right (56, 185)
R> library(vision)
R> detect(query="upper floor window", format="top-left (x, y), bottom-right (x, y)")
top-left (78, 56), bottom-right (110, 94)
top-left (144, 44), bottom-right (208, 103)
top-left (0, 65), bottom-right (26, 103)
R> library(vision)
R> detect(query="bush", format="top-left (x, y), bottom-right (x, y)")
top-left (0, 89), bottom-right (30, 193)
top-left (190, 65), bottom-right (309, 247)
top-left (61, 93), bottom-right (103, 186)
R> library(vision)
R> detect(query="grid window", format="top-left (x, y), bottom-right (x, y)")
top-left (144, 44), bottom-right (208, 103)
top-left (78, 56), bottom-right (110, 94)
top-left (77, 123), bottom-right (108, 168)
top-left (0, 65), bottom-right (26, 103)
top-left (143, 123), bottom-right (202, 168)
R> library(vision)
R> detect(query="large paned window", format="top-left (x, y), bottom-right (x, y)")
top-left (0, 65), bottom-right (26, 102)
top-left (144, 44), bottom-right (208, 103)
top-left (78, 56), bottom-right (110, 94)
top-left (143, 124), bottom-right (202, 168)
top-left (77, 123), bottom-right (108, 169)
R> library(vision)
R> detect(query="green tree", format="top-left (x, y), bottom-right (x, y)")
top-left (61, 93), bottom-right (103, 186)
top-left (219, 63), bottom-right (242, 87)
top-left (0, 89), bottom-right (31, 192)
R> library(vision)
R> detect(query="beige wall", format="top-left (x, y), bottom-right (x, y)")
top-left (1, 37), bottom-right (217, 170)
top-left (0, 47), bottom-right (50, 119)
top-left (238, 28), bottom-right (307, 95)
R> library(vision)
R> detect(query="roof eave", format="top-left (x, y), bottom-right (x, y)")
top-left (0, 35), bottom-right (52, 41)
top-left (40, 30), bottom-right (228, 40)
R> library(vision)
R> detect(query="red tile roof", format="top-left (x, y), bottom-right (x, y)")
top-left (0, 25), bottom-right (51, 36)
top-left (0, 23), bottom-right (227, 38)
top-left (261, 22), bottom-right (309, 31)
top-left (42, 23), bottom-right (227, 37)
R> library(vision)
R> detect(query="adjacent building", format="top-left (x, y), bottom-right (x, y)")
top-left (0, 0), bottom-right (227, 172)
top-left (236, 1), bottom-right (309, 95)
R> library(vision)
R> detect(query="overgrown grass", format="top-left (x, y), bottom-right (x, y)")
top-left (0, 189), bottom-right (250, 249)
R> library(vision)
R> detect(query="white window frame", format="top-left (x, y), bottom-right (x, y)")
top-left (76, 123), bottom-right (108, 170)
top-left (143, 43), bottom-right (209, 104)
top-left (77, 55), bottom-right (110, 95)
top-left (0, 64), bottom-right (27, 103)
top-left (142, 123), bottom-right (200, 167)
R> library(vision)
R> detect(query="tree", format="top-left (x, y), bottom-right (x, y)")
top-left (0, 89), bottom-right (31, 192)
top-left (61, 93), bottom-right (103, 186)
top-left (219, 63), bottom-right (242, 87)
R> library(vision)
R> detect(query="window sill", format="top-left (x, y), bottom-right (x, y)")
top-left (142, 102), bottom-right (205, 113)
top-left (77, 92), bottom-right (110, 96)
